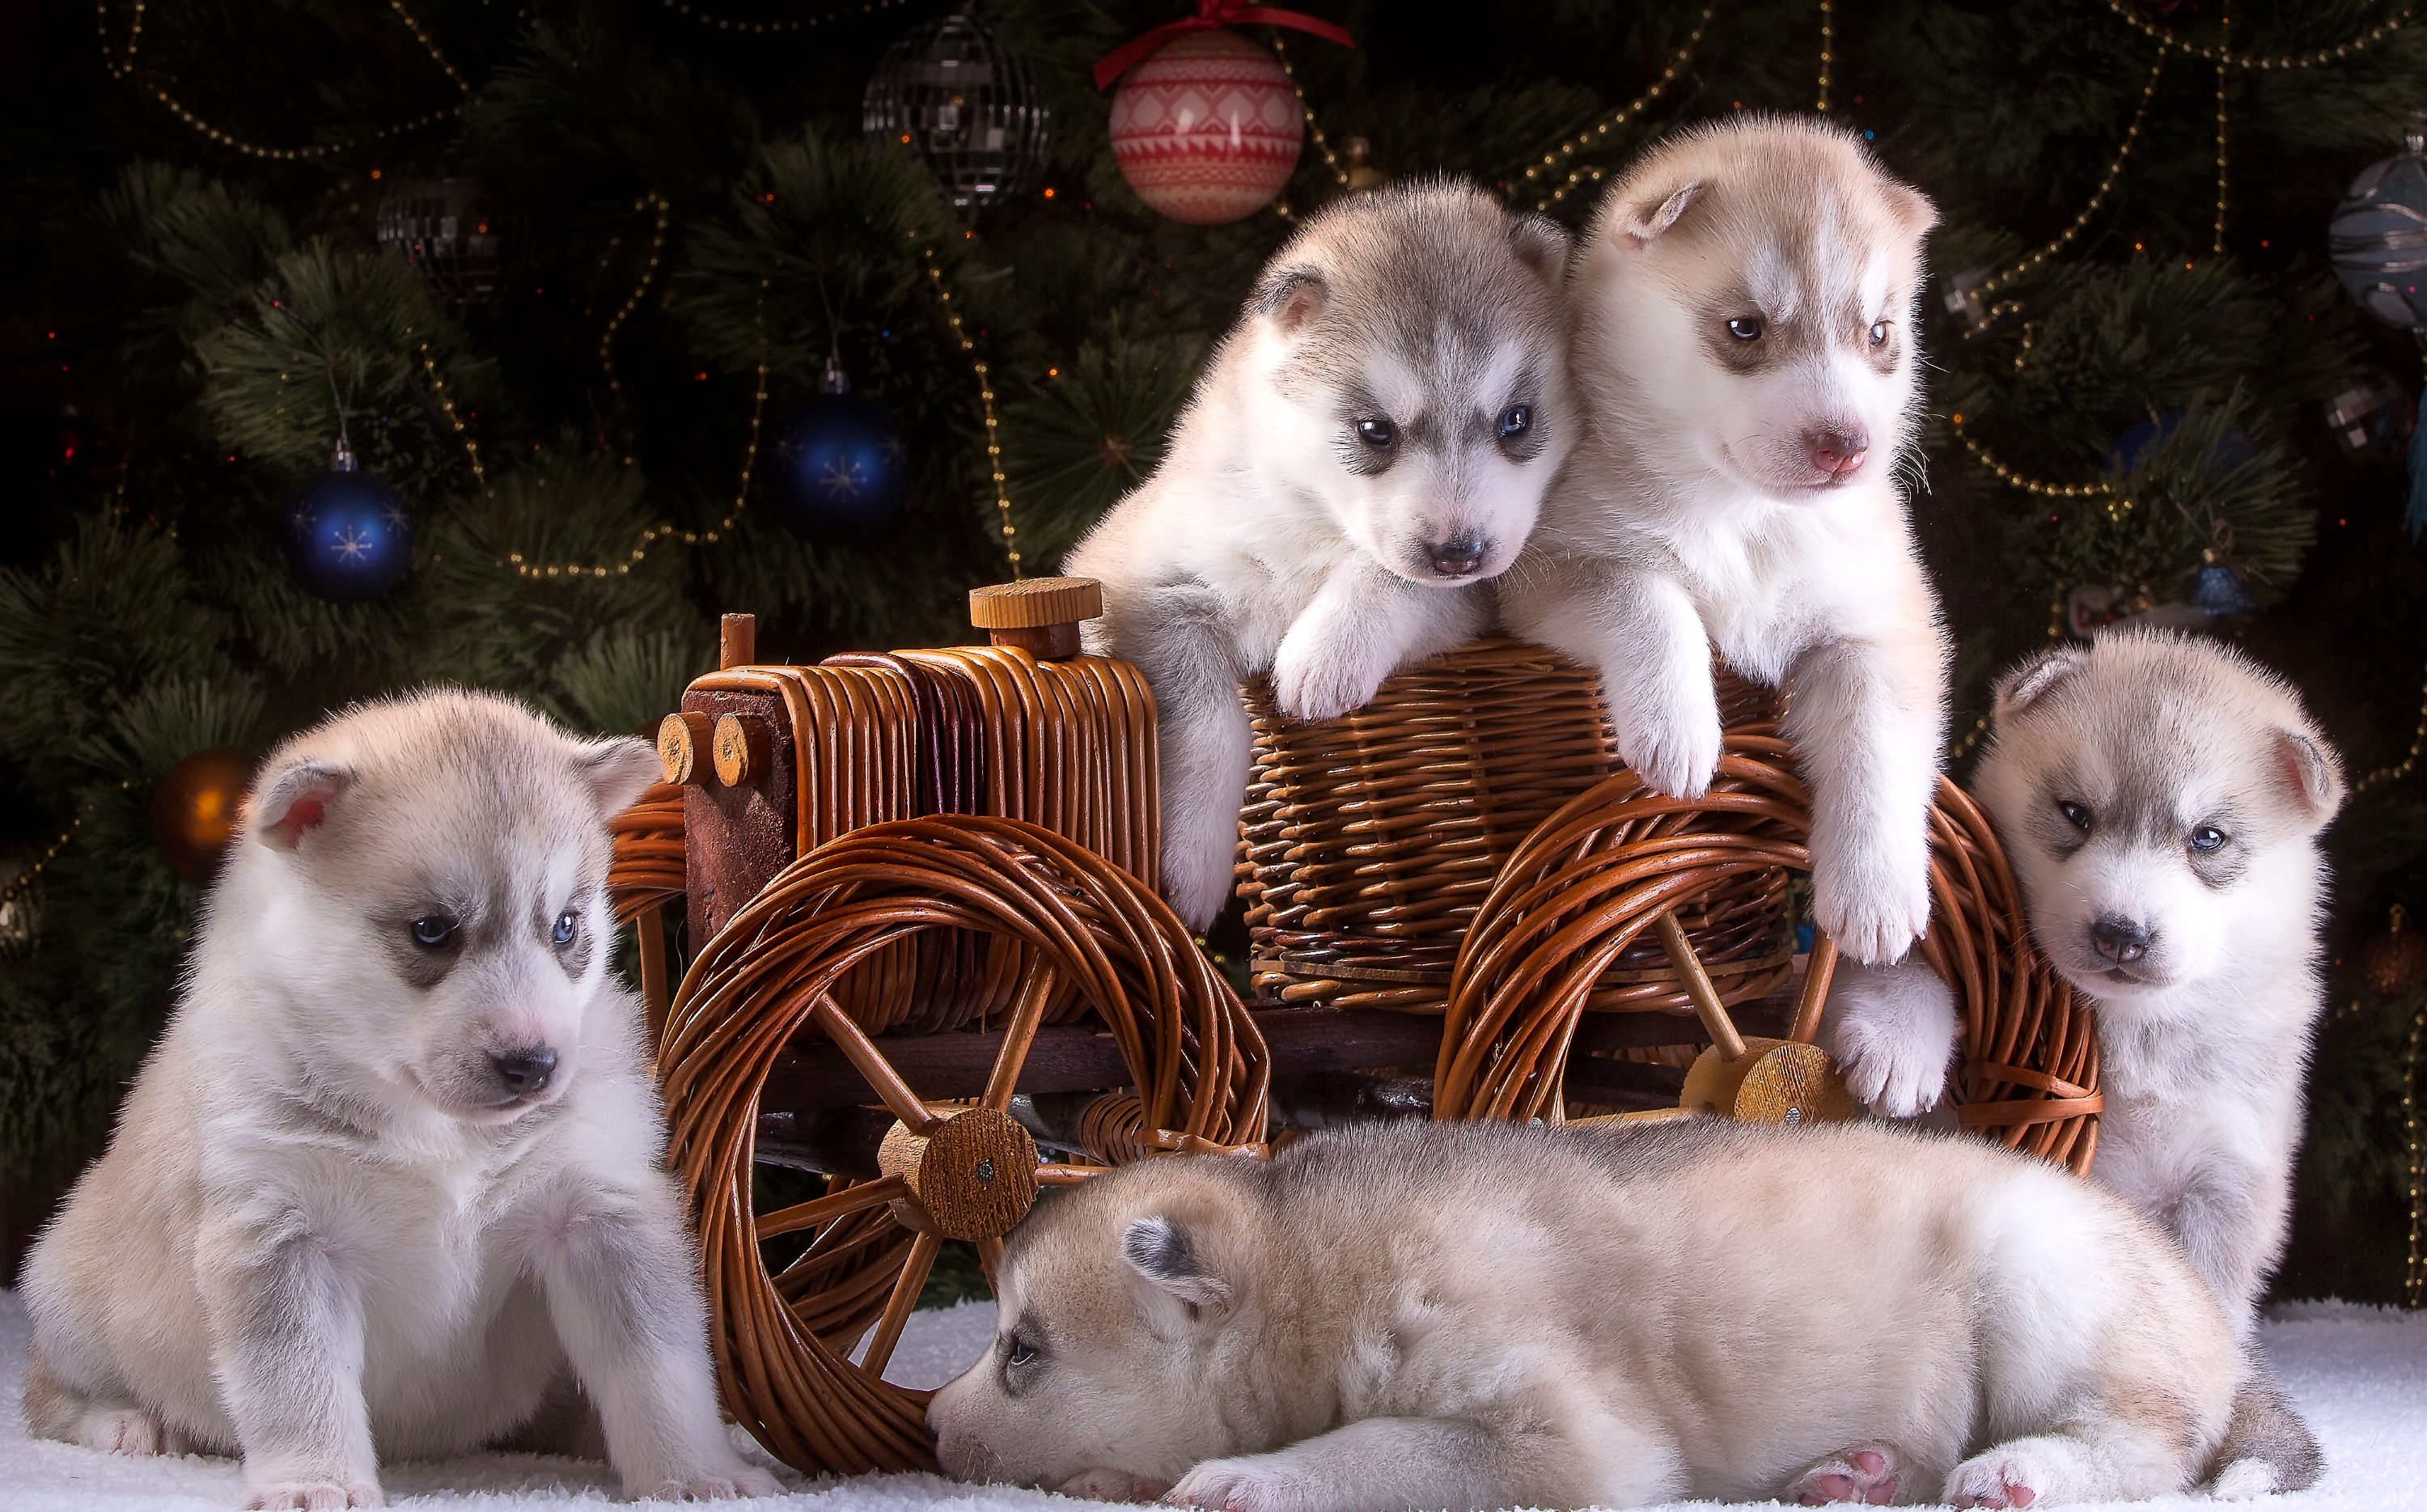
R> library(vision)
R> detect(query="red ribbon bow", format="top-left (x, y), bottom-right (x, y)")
top-left (1091, 0), bottom-right (1354, 91)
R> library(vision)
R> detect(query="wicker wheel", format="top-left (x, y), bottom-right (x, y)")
top-left (657, 815), bottom-right (1269, 1476)
top-left (607, 780), bottom-right (687, 924)
top-left (1433, 739), bottom-right (2101, 1172)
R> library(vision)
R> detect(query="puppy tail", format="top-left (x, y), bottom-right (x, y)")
top-left (2203, 1353), bottom-right (2323, 1497)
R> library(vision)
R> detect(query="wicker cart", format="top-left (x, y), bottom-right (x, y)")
top-left (611, 578), bottom-right (2101, 1478)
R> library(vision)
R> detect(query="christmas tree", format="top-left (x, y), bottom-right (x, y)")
top-left (1, 0), bottom-right (2422, 1304)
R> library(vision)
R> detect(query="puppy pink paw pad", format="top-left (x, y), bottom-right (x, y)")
top-left (1790, 1442), bottom-right (1904, 1505)
top-left (241, 1482), bottom-right (383, 1510)
top-left (80, 1408), bottom-right (170, 1456)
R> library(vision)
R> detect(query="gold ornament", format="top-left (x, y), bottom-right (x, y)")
top-left (2362, 904), bottom-right (2427, 999)
top-left (150, 746), bottom-right (256, 884)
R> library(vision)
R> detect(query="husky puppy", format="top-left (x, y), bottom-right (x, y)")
top-left (19, 691), bottom-right (778, 1509)
top-left (930, 1120), bottom-right (2251, 1510)
top-left (1499, 116), bottom-right (1946, 965)
top-left (1065, 181), bottom-right (1575, 927)
top-left (1828, 631), bottom-right (2344, 1494)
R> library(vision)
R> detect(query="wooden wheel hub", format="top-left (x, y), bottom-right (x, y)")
top-left (876, 1107), bottom-right (1040, 1240)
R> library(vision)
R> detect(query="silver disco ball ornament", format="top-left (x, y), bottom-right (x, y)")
top-left (862, 9), bottom-right (1051, 214)
top-left (375, 173), bottom-right (510, 309)
top-left (2331, 123), bottom-right (2427, 337)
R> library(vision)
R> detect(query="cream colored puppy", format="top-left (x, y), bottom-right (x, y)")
top-left (1066, 180), bottom-right (1575, 928)
top-left (1502, 116), bottom-right (1947, 964)
top-left (20, 691), bottom-right (777, 1509)
top-left (930, 1120), bottom-right (2249, 1510)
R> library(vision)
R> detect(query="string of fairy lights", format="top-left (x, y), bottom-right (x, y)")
top-left (655, 0), bottom-right (917, 37)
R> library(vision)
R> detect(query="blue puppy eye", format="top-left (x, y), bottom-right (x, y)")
top-left (553, 911), bottom-right (577, 947)
top-left (1497, 405), bottom-right (1531, 439)
top-left (2189, 825), bottom-right (2227, 853)
top-left (410, 915), bottom-right (456, 948)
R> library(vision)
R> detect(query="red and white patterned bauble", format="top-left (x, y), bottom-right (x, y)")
top-left (1108, 31), bottom-right (1302, 225)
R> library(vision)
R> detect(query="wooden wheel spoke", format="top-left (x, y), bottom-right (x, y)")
top-left (981, 960), bottom-right (1058, 1111)
top-left (1788, 934), bottom-right (1839, 1046)
top-left (1656, 910), bottom-right (1744, 1061)
top-left (811, 993), bottom-right (939, 1134)
top-left (1036, 1161), bottom-right (1106, 1186)
top-left (755, 1175), bottom-right (909, 1243)
top-left (860, 1230), bottom-right (941, 1383)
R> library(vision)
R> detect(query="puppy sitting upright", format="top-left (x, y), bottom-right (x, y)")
top-left (21, 691), bottom-right (777, 1509)
top-left (1833, 631), bottom-right (2344, 1332)
top-left (1502, 117), bottom-right (1947, 964)
top-left (1065, 181), bottom-right (1574, 927)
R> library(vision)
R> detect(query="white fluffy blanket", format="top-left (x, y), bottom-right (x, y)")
top-left (0, 1294), bottom-right (2417, 1511)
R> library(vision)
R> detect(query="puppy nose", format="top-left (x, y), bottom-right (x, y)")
top-left (1425, 533), bottom-right (1487, 578)
top-left (2088, 916), bottom-right (2151, 965)
top-left (1808, 427), bottom-right (1869, 479)
top-left (491, 1047), bottom-right (558, 1095)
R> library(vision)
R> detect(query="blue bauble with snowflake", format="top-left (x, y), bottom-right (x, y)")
top-left (765, 361), bottom-right (909, 545)
top-left (279, 446), bottom-right (413, 602)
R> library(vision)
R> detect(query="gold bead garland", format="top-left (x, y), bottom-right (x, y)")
top-left (507, 282), bottom-right (771, 582)
top-left (384, 0), bottom-right (472, 95)
top-left (1978, 42), bottom-right (2170, 298)
top-left (1815, 0), bottom-right (1833, 114)
top-left (0, 780), bottom-right (135, 921)
top-left (1523, 6), bottom-right (1713, 213)
top-left (1269, 35), bottom-right (1351, 190)
top-left (599, 193), bottom-right (674, 442)
top-left (415, 339), bottom-right (487, 490)
top-left (658, 0), bottom-right (914, 36)
top-left (95, 0), bottom-right (141, 78)
top-left (2355, 660), bottom-right (2427, 794)
top-left (2098, 0), bottom-right (2410, 70)
top-left (923, 247), bottom-right (1023, 578)
top-left (1946, 413), bottom-right (2117, 502)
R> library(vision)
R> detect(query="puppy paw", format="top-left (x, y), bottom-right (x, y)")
top-left (1791, 1442), bottom-right (1908, 1505)
top-left (632, 1465), bottom-right (784, 1501)
top-left (1059, 1468), bottom-right (1174, 1502)
top-left (1811, 837), bottom-right (1933, 968)
top-left (78, 1405), bottom-right (172, 1456)
top-left (2209, 1457), bottom-right (2281, 1501)
top-left (1271, 645), bottom-right (1387, 725)
top-left (1829, 966), bottom-right (1957, 1120)
top-left (1614, 708), bottom-right (1722, 801)
top-left (1168, 1458), bottom-right (1303, 1512)
top-left (241, 1480), bottom-right (384, 1510)
top-left (1943, 1443), bottom-right (2064, 1509)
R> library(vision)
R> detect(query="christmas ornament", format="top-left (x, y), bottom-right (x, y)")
top-left (280, 441), bottom-right (413, 603)
top-left (2103, 409), bottom-right (2257, 476)
top-left (375, 172), bottom-right (510, 308)
top-left (1094, 2), bottom-right (1354, 226)
top-left (1344, 136), bottom-right (1387, 194)
top-left (2362, 904), bottom-right (2427, 997)
top-left (764, 358), bottom-right (911, 545)
top-left (2345, 121), bottom-right (2427, 540)
top-left (151, 746), bottom-right (255, 883)
top-left (2190, 561), bottom-right (2259, 616)
top-left (2323, 366), bottom-right (2417, 465)
top-left (862, 10), bottom-right (1052, 215)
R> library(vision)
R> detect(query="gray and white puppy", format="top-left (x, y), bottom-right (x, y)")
top-left (1500, 116), bottom-right (1948, 966)
top-left (1828, 631), bottom-right (2344, 1494)
top-left (1065, 181), bottom-right (1575, 928)
top-left (20, 690), bottom-right (779, 1509)
top-left (930, 1119), bottom-right (2251, 1511)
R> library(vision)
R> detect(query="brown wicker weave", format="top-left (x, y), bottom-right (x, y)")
top-left (1238, 639), bottom-right (1786, 1016)
top-left (657, 815), bottom-right (1267, 1476)
top-left (1431, 738), bottom-right (2102, 1172)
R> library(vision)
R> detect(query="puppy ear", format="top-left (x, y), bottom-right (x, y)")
top-left (1992, 648), bottom-right (2089, 725)
top-left (1121, 1215), bottom-right (1233, 1323)
top-left (1883, 182), bottom-right (1938, 237)
top-left (1614, 182), bottom-right (1701, 250)
top-left (1506, 213), bottom-right (1572, 285)
top-left (1255, 267), bottom-right (1327, 338)
top-left (2272, 728), bottom-right (2345, 832)
top-left (573, 735), bottom-right (663, 818)
top-left (252, 760), bottom-right (354, 851)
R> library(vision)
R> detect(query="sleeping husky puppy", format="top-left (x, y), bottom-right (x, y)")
top-left (930, 1120), bottom-right (2250, 1510)
top-left (20, 691), bottom-right (777, 1508)
top-left (1065, 180), bottom-right (1575, 927)
top-left (1499, 116), bottom-right (1947, 965)
top-left (1828, 630), bottom-right (2344, 1494)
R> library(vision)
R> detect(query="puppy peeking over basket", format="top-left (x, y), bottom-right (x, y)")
top-left (20, 691), bottom-right (779, 1508)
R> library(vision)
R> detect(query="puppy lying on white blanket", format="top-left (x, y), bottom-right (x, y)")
top-left (1065, 180), bottom-right (1575, 928)
top-left (20, 691), bottom-right (777, 1508)
top-left (930, 1119), bottom-right (2253, 1510)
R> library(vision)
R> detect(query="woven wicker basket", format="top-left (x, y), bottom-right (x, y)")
top-left (1239, 639), bottom-right (1789, 1017)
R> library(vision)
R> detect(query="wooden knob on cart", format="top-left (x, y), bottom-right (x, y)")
top-left (712, 714), bottom-right (770, 788)
top-left (970, 578), bottom-right (1103, 661)
top-left (876, 1105), bottom-right (1040, 1241)
top-left (657, 711), bottom-right (714, 786)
